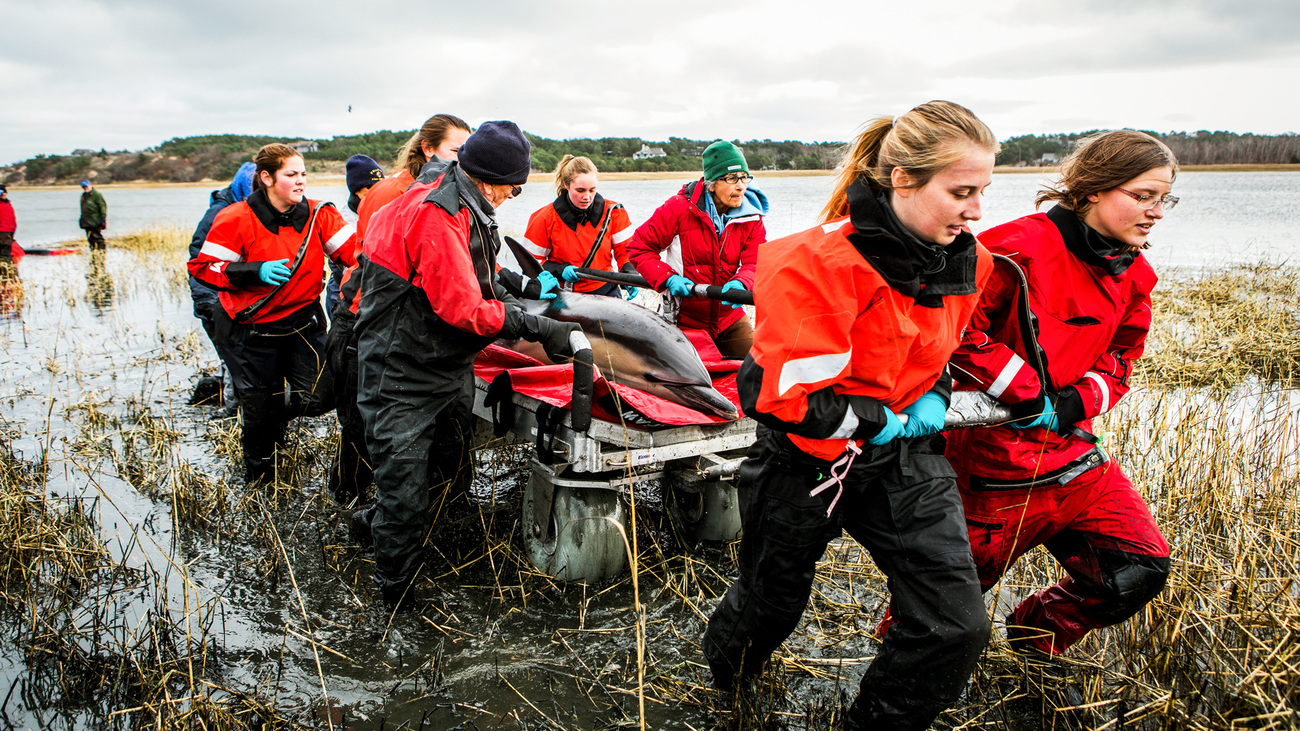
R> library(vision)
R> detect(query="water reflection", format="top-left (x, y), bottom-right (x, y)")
top-left (85, 250), bottom-right (114, 313)
top-left (0, 259), bottom-right (21, 322)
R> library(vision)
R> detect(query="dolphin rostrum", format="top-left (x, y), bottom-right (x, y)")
top-left (502, 238), bottom-right (739, 421)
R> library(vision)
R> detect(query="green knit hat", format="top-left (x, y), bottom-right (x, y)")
top-left (702, 141), bottom-right (749, 181)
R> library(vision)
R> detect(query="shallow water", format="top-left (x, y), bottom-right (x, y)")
top-left (3, 173), bottom-right (1299, 728)
top-left (9, 170), bottom-right (1300, 269)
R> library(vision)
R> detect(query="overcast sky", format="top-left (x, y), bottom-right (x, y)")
top-left (2, 0), bottom-right (1297, 165)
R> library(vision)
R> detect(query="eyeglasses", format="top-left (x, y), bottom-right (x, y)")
top-left (509, 185), bottom-right (522, 199)
top-left (1116, 188), bottom-right (1178, 211)
top-left (717, 173), bottom-right (754, 185)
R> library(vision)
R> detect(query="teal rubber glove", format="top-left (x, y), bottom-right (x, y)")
top-left (623, 286), bottom-right (639, 300)
top-left (866, 407), bottom-right (905, 446)
top-left (721, 279), bottom-right (747, 309)
top-left (259, 259), bottom-right (291, 285)
top-left (1012, 395), bottom-right (1059, 432)
top-left (561, 265), bottom-right (581, 283)
top-left (534, 270), bottom-right (560, 300)
top-left (665, 274), bottom-right (695, 297)
top-left (901, 390), bottom-right (949, 439)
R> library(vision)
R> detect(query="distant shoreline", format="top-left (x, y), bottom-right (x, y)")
top-left (7, 163), bottom-right (1297, 190)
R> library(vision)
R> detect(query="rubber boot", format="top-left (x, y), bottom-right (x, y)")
top-left (240, 389), bottom-right (286, 485)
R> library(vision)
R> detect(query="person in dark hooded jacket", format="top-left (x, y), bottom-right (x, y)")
top-left (352, 121), bottom-right (577, 609)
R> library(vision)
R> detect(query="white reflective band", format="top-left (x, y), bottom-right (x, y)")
top-left (200, 241), bottom-right (241, 262)
top-left (569, 330), bottom-right (592, 354)
top-left (324, 224), bottom-right (355, 254)
top-left (821, 221), bottom-right (843, 234)
top-left (830, 405), bottom-right (859, 439)
top-left (612, 227), bottom-right (634, 244)
top-left (519, 237), bottom-right (550, 257)
top-left (987, 353), bottom-right (1027, 399)
top-left (660, 236), bottom-right (683, 274)
top-left (778, 349), bottom-right (852, 397)
top-left (1084, 371), bottom-right (1110, 413)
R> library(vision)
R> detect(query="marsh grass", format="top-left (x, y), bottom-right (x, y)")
top-left (1142, 262), bottom-right (1300, 388)
top-left (5, 258), bottom-right (1300, 730)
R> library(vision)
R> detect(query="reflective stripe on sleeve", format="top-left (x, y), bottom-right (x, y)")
top-left (612, 226), bottom-right (634, 244)
top-left (1084, 371), bottom-right (1110, 413)
top-left (777, 349), bottom-right (852, 398)
top-left (324, 224), bottom-right (356, 255)
top-left (987, 353), bottom-right (1027, 399)
top-left (519, 237), bottom-right (550, 258)
top-left (199, 241), bottom-right (241, 262)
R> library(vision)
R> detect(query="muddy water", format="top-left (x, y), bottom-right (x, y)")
top-left (0, 248), bottom-right (828, 729)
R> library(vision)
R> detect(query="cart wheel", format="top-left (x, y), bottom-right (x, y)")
top-left (521, 470), bottom-right (628, 582)
top-left (667, 478), bottom-right (742, 547)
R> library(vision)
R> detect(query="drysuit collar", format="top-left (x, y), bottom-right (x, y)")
top-left (247, 189), bottom-right (309, 235)
top-left (845, 176), bottom-right (978, 308)
top-left (1047, 204), bottom-right (1140, 276)
top-left (554, 192), bottom-right (606, 230)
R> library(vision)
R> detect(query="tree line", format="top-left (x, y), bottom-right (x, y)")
top-left (4, 129), bottom-right (1298, 186)
top-left (998, 131), bottom-right (1300, 166)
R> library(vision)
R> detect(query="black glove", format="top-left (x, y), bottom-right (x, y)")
top-left (527, 315), bottom-right (588, 362)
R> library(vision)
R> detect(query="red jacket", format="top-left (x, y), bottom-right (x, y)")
top-left (355, 171), bottom-right (414, 245)
top-left (188, 192), bottom-right (356, 323)
top-left (362, 171), bottom-right (507, 338)
top-left (947, 207), bottom-right (1155, 479)
top-left (742, 199), bottom-right (991, 461)
top-left (0, 200), bottom-right (14, 234)
top-left (523, 195), bottom-right (633, 293)
top-left (627, 180), bottom-right (765, 335)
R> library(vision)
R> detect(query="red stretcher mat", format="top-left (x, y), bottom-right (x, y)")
top-left (473, 329), bottom-right (742, 427)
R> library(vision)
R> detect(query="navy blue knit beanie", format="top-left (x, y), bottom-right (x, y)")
top-left (458, 121), bottom-right (531, 186)
top-left (346, 154), bottom-right (384, 195)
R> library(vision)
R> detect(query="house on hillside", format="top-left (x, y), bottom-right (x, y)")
top-left (290, 140), bottom-right (320, 154)
top-left (633, 144), bottom-right (666, 160)
top-left (72, 149), bottom-right (96, 157)
top-left (1038, 152), bottom-right (1059, 165)
top-left (680, 147), bottom-right (705, 157)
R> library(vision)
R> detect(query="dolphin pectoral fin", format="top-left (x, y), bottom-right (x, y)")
top-left (662, 383), bottom-right (739, 421)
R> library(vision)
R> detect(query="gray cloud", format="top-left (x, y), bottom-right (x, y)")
top-left (2, 0), bottom-right (1298, 165)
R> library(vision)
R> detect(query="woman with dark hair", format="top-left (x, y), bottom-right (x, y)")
top-left (702, 101), bottom-right (998, 729)
top-left (944, 129), bottom-right (1176, 658)
top-left (188, 143), bottom-right (356, 483)
top-left (522, 155), bottom-right (637, 298)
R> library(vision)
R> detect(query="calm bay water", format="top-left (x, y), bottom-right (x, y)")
top-left (9, 170), bottom-right (1300, 270)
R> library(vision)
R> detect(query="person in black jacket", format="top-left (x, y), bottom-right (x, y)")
top-left (352, 121), bottom-right (575, 609)
top-left (188, 163), bottom-right (256, 416)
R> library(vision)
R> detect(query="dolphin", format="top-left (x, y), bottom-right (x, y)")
top-left (501, 240), bottom-right (738, 421)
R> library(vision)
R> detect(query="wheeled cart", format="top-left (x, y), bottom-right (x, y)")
top-left (470, 375), bottom-right (755, 582)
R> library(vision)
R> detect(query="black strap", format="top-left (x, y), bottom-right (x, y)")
top-left (235, 201), bottom-right (333, 324)
top-left (534, 404), bottom-right (567, 465)
top-left (578, 203), bottom-right (622, 270)
top-left (991, 253), bottom-right (1099, 443)
top-left (483, 371), bottom-right (516, 438)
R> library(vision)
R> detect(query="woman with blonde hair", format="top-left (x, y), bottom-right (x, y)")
top-left (702, 101), bottom-right (998, 728)
top-left (522, 155), bottom-right (637, 298)
top-left (355, 114), bottom-right (471, 244)
top-left (944, 129), bottom-right (1176, 660)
